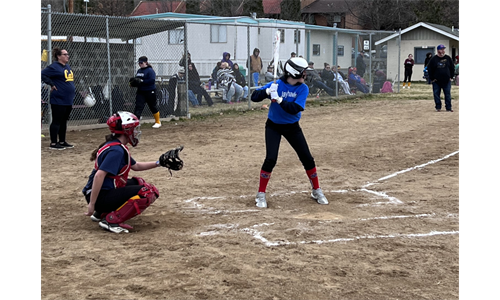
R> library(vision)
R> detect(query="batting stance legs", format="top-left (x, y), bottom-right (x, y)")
top-left (256, 120), bottom-right (328, 208)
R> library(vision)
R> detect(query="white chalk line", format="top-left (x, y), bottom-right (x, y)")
top-left (206, 226), bottom-right (459, 247)
top-left (184, 150), bottom-right (460, 214)
top-left (198, 213), bottom-right (459, 246)
top-left (362, 150), bottom-right (460, 188)
top-left (183, 151), bottom-right (459, 212)
top-left (189, 152), bottom-right (459, 247)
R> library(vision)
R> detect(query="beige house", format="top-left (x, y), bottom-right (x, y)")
top-left (375, 22), bottom-right (459, 82)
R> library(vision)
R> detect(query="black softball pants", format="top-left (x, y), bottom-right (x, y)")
top-left (85, 178), bottom-right (142, 213)
top-left (262, 119), bottom-right (316, 173)
top-left (134, 89), bottom-right (159, 119)
top-left (49, 103), bottom-right (73, 144)
top-left (404, 69), bottom-right (413, 83)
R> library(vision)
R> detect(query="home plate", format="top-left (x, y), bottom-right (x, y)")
top-left (292, 212), bottom-right (343, 220)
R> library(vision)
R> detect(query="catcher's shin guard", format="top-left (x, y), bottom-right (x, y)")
top-left (105, 182), bottom-right (159, 224)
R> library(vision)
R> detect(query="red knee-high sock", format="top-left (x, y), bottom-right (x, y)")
top-left (306, 167), bottom-right (320, 190)
top-left (258, 170), bottom-right (272, 193)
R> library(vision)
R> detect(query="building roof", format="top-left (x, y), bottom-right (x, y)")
top-left (136, 12), bottom-right (306, 27)
top-left (375, 22), bottom-right (459, 45)
top-left (41, 11), bottom-right (185, 40)
top-left (130, 1), bottom-right (186, 16)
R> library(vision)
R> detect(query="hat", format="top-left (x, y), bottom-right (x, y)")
top-left (178, 67), bottom-right (185, 73)
top-left (138, 56), bottom-right (148, 63)
top-left (308, 61), bottom-right (314, 65)
top-left (437, 44), bottom-right (446, 50)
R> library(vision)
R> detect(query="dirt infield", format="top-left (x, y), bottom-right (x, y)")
top-left (41, 87), bottom-right (459, 300)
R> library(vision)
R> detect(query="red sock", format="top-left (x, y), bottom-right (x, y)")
top-left (306, 167), bottom-right (320, 190)
top-left (258, 170), bottom-right (272, 193)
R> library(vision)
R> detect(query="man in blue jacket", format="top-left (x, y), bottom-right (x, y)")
top-left (41, 48), bottom-right (76, 150)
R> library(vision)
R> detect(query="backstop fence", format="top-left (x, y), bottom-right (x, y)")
top-left (41, 6), bottom-right (396, 131)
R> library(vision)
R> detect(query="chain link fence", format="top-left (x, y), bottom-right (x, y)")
top-left (41, 7), bottom-right (188, 131)
top-left (41, 7), bottom-right (397, 132)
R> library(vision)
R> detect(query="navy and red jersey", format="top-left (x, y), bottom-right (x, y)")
top-left (82, 141), bottom-right (137, 194)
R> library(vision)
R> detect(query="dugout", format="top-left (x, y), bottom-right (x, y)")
top-left (41, 7), bottom-right (187, 130)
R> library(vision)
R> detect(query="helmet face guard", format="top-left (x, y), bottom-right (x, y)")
top-left (107, 111), bottom-right (141, 147)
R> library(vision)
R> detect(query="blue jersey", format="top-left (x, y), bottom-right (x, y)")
top-left (82, 141), bottom-right (137, 194)
top-left (257, 79), bottom-right (309, 124)
top-left (41, 62), bottom-right (75, 106)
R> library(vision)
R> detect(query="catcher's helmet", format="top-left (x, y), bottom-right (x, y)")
top-left (283, 57), bottom-right (309, 79)
top-left (107, 111), bottom-right (141, 147)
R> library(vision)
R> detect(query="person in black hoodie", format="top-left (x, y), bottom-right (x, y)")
top-left (232, 63), bottom-right (249, 101)
top-left (427, 44), bottom-right (455, 112)
top-left (187, 63), bottom-right (213, 106)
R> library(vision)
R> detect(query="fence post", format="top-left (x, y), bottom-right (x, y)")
top-left (184, 23), bottom-right (189, 117)
top-left (247, 25), bottom-right (251, 108)
top-left (369, 33), bottom-right (372, 93)
top-left (46, 5), bottom-right (53, 125)
top-left (106, 16), bottom-right (113, 116)
top-left (397, 28), bottom-right (401, 93)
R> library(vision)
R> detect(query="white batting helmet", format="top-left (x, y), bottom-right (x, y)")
top-left (283, 57), bottom-right (309, 79)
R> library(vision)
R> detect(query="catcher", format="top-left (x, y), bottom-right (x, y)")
top-left (82, 111), bottom-right (183, 233)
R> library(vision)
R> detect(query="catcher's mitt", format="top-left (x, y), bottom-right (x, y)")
top-left (159, 145), bottom-right (184, 175)
top-left (129, 77), bottom-right (143, 87)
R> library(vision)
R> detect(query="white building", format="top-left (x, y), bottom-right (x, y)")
top-left (375, 22), bottom-right (459, 81)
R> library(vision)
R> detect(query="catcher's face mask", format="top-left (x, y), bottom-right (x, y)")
top-left (107, 111), bottom-right (142, 147)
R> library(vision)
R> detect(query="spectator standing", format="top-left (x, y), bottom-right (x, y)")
top-left (423, 52), bottom-right (433, 84)
top-left (41, 47), bottom-right (76, 150)
top-left (356, 52), bottom-right (366, 77)
top-left (403, 54), bottom-right (415, 88)
top-left (427, 44), bottom-right (455, 112)
top-left (247, 48), bottom-right (263, 87)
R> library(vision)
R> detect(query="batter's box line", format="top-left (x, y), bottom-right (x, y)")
top-left (198, 213), bottom-right (459, 246)
top-left (182, 151), bottom-right (459, 212)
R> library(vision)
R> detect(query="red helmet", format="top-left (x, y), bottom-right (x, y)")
top-left (106, 111), bottom-right (141, 147)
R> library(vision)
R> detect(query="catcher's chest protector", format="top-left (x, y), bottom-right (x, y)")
top-left (95, 142), bottom-right (131, 189)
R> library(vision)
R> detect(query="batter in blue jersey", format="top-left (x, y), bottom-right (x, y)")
top-left (250, 57), bottom-right (329, 208)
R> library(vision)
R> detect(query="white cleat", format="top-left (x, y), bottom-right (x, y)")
top-left (152, 123), bottom-right (162, 128)
top-left (255, 192), bottom-right (267, 208)
top-left (311, 188), bottom-right (329, 205)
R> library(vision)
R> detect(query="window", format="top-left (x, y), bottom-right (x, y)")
top-left (169, 29), bottom-right (184, 44)
top-left (211, 25), bottom-right (227, 43)
top-left (313, 44), bottom-right (320, 56)
top-left (337, 45), bottom-right (344, 56)
top-left (279, 29), bottom-right (285, 43)
top-left (415, 47), bottom-right (434, 64)
top-left (294, 30), bottom-right (301, 44)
